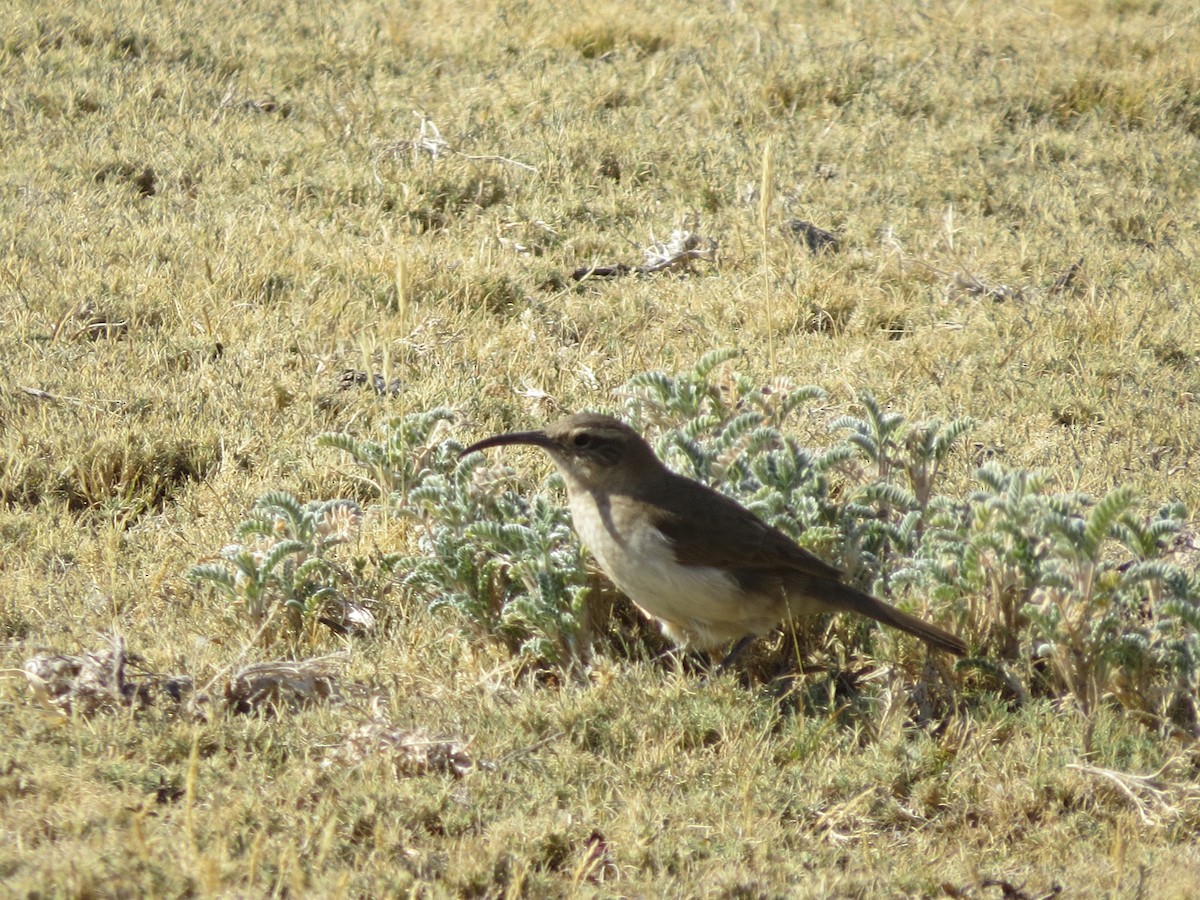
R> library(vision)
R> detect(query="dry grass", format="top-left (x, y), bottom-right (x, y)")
top-left (2, 0), bottom-right (1200, 894)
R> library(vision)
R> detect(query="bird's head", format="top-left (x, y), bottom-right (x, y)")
top-left (461, 412), bottom-right (659, 490)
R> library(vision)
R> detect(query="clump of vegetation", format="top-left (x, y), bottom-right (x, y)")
top-left (1, 432), bottom-right (218, 516)
top-left (562, 24), bottom-right (669, 59)
top-left (317, 408), bottom-right (594, 664)
top-left (907, 468), bottom-right (1198, 748)
top-left (237, 352), bottom-right (1200, 746)
top-left (188, 492), bottom-right (368, 644)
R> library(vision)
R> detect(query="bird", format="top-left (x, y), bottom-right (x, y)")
top-left (461, 412), bottom-right (966, 662)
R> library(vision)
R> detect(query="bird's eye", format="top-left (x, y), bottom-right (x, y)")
top-left (572, 433), bottom-right (593, 448)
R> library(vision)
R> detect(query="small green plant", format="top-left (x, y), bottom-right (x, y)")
top-left (830, 393), bottom-right (976, 509)
top-left (404, 457), bottom-right (593, 664)
top-left (908, 464), bottom-right (1049, 656)
top-left (902, 464), bottom-right (1200, 745)
top-left (188, 492), bottom-right (363, 643)
top-left (1028, 489), bottom-right (1196, 748)
top-left (315, 407), bottom-right (459, 503)
top-left (317, 407), bottom-right (596, 665)
top-left (827, 394), bottom-right (976, 591)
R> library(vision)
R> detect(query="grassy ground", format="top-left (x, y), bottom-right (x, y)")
top-left (2, 0), bottom-right (1200, 895)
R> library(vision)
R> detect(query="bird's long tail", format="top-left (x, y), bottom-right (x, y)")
top-left (788, 576), bottom-right (967, 656)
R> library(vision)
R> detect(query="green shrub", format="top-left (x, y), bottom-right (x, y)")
top-left (188, 492), bottom-right (364, 644)
top-left (192, 355), bottom-right (1200, 743)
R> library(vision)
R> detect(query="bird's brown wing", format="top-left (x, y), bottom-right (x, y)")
top-left (638, 473), bottom-right (968, 656)
top-left (641, 474), bottom-right (843, 580)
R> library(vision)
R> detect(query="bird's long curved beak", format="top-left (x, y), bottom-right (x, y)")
top-left (460, 430), bottom-right (557, 457)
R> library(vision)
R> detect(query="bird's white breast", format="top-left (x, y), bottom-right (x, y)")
top-left (566, 484), bottom-right (783, 649)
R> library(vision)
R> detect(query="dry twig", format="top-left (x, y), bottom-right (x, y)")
top-left (385, 112), bottom-right (538, 173)
top-left (572, 223), bottom-right (717, 281)
top-left (1067, 762), bottom-right (1200, 827)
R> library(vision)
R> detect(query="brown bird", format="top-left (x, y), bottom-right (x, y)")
top-left (462, 412), bottom-right (966, 661)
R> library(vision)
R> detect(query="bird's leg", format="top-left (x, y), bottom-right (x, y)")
top-left (654, 646), bottom-right (703, 679)
top-left (715, 634), bottom-right (757, 674)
